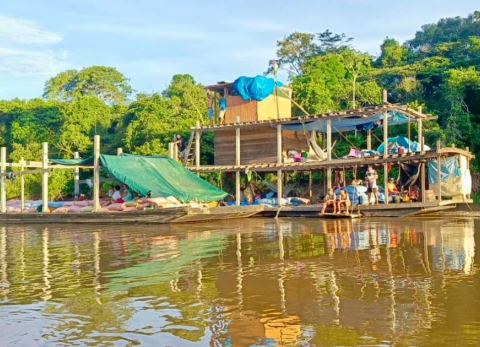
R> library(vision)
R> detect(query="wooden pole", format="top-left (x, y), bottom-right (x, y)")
top-left (308, 170), bottom-right (313, 201)
top-left (383, 113), bottom-right (389, 204)
top-left (195, 120), bottom-right (201, 170)
top-left (367, 129), bottom-right (372, 150)
top-left (277, 124), bottom-right (283, 206)
top-left (116, 147), bottom-right (123, 156)
top-left (235, 116), bottom-right (241, 206)
top-left (0, 148), bottom-right (6, 213)
top-left (421, 161), bottom-right (426, 203)
top-left (418, 118), bottom-right (424, 153)
top-left (382, 89), bottom-right (388, 104)
top-left (326, 119), bottom-right (332, 189)
top-left (73, 151), bottom-right (80, 198)
top-left (93, 135), bottom-right (100, 212)
top-left (20, 157), bottom-right (25, 212)
top-left (41, 142), bottom-right (48, 213)
top-left (436, 141), bottom-right (442, 202)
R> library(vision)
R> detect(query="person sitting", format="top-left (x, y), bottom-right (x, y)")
top-left (387, 178), bottom-right (400, 203)
top-left (409, 185), bottom-right (420, 202)
top-left (337, 189), bottom-right (351, 214)
top-left (111, 185), bottom-right (125, 203)
top-left (321, 188), bottom-right (337, 214)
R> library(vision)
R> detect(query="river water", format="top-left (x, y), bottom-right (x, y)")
top-left (0, 218), bottom-right (478, 346)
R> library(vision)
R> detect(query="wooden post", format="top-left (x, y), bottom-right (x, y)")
top-left (418, 118), bottom-right (424, 153)
top-left (235, 116), bottom-right (241, 206)
top-left (367, 129), bottom-right (372, 150)
top-left (195, 121), bottom-right (201, 170)
top-left (277, 124), bottom-right (283, 206)
top-left (74, 151), bottom-right (80, 198)
top-left (308, 171), bottom-right (313, 201)
top-left (0, 148), bottom-right (6, 213)
top-left (436, 141), bottom-right (442, 202)
top-left (93, 135), bottom-right (100, 212)
top-left (116, 147), bottom-right (123, 156)
top-left (421, 161), bottom-right (426, 203)
top-left (20, 157), bottom-right (25, 212)
top-left (383, 113), bottom-right (389, 205)
top-left (326, 119), bottom-right (332, 189)
top-left (41, 143), bottom-right (48, 213)
top-left (382, 89), bottom-right (388, 104)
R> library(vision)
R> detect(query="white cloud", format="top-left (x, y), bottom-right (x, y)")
top-left (0, 15), bottom-right (67, 77)
top-left (0, 15), bottom-right (62, 45)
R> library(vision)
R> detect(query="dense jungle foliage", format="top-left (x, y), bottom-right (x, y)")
top-left (1, 11), bottom-right (479, 199)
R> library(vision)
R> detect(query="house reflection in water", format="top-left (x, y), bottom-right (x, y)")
top-left (0, 218), bottom-right (477, 346)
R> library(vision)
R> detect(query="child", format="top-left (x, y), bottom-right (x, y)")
top-left (321, 188), bottom-right (337, 214)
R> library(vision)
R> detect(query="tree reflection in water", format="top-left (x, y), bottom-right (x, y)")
top-left (0, 218), bottom-right (478, 346)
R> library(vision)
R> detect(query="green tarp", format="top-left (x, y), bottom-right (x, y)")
top-left (50, 157), bottom-right (93, 166)
top-left (100, 154), bottom-right (227, 203)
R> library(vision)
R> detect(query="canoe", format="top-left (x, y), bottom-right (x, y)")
top-left (0, 205), bottom-right (264, 224)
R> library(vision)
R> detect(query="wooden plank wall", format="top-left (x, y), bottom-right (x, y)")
top-left (214, 126), bottom-right (308, 165)
top-left (224, 95), bottom-right (257, 124)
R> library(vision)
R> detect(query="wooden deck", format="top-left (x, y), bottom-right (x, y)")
top-left (260, 200), bottom-right (469, 218)
top-left (0, 205), bottom-right (264, 224)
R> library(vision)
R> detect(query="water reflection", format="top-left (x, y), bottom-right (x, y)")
top-left (0, 218), bottom-right (478, 346)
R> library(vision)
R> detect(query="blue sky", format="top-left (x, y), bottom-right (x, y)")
top-left (0, 0), bottom-right (478, 100)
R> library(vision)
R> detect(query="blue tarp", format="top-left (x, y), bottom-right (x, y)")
top-left (232, 75), bottom-right (284, 101)
top-left (377, 135), bottom-right (430, 154)
top-left (283, 111), bottom-right (409, 133)
top-left (428, 156), bottom-right (460, 184)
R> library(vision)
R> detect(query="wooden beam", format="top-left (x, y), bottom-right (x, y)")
top-left (41, 142), bottom-right (48, 213)
top-left (0, 148), bottom-right (6, 213)
top-left (116, 147), bottom-right (123, 156)
top-left (74, 151), bottom-right (80, 198)
top-left (383, 89), bottom-right (388, 104)
top-left (93, 135), bottom-right (100, 212)
top-left (235, 116), bottom-right (241, 206)
top-left (20, 157), bottom-right (25, 212)
top-left (384, 162), bottom-right (389, 205)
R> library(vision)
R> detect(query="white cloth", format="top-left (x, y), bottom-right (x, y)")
top-left (112, 191), bottom-right (122, 201)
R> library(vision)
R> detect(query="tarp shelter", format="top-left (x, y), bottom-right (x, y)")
top-left (282, 111), bottom-right (410, 133)
top-left (232, 75), bottom-right (284, 102)
top-left (100, 155), bottom-right (228, 203)
top-left (51, 154), bottom-right (228, 203)
top-left (377, 135), bottom-right (430, 154)
top-left (428, 155), bottom-right (472, 197)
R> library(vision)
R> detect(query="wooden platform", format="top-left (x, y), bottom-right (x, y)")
top-left (260, 200), bottom-right (469, 218)
top-left (0, 205), bottom-right (264, 224)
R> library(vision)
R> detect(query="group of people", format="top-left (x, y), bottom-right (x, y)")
top-left (322, 165), bottom-right (421, 213)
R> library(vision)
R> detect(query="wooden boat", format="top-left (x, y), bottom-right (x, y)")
top-left (0, 205), bottom-right (264, 224)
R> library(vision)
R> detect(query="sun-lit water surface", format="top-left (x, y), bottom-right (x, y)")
top-left (0, 218), bottom-right (479, 346)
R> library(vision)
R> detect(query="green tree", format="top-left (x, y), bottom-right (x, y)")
top-left (377, 38), bottom-right (407, 67)
top-left (275, 32), bottom-right (317, 75)
top-left (43, 66), bottom-right (132, 105)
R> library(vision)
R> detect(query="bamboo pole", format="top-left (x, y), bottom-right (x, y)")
top-left (74, 151), bottom-right (80, 198)
top-left (436, 141), bottom-right (442, 202)
top-left (383, 113), bottom-right (389, 204)
top-left (0, 148), bottom-right (5, 213)
top-left (277, 124), bottom-right (283, 206)
top-left (326, 119), bottom-right (332, 189)
top-left (20, 157), bottom-right (25, 212)
top-left (235, 116), bottom-right (241, 206)
top-left (93, 135), bottom-right (100, 212)
top-left (41, 143), bottom-right (48, 213)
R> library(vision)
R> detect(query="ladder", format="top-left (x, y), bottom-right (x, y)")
top-left (183, 131), bottom-right (196, 166)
